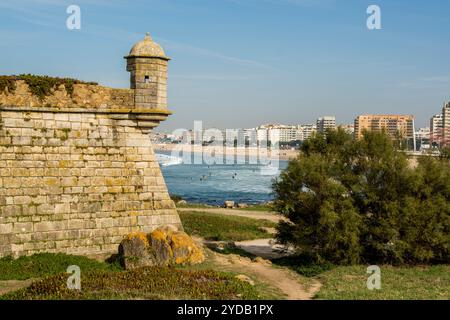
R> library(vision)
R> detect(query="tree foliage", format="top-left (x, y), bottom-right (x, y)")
top-left (273, 129), bottom-right (450, 265)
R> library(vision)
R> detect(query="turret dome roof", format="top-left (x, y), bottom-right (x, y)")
top-left (126, 33), bottom-right (169, 59)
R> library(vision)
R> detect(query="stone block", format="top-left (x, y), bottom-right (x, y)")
top-left (0, 224), bottom-right (13, 235)
top-left (13, 196), bottom-right (32, 205)
top-left (13, 222), bottom-right (33, 233)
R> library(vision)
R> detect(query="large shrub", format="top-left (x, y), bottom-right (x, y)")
top-left (273, 129), bottom-right (450, 265)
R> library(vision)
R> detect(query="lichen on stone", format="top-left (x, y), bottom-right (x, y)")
top-left (125, 231), bottom-right (150, 247)
top-left (119, 226), bottom-right (205, 270)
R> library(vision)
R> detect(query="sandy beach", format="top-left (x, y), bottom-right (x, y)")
top-left (153, 143), bottom-right (299, 161)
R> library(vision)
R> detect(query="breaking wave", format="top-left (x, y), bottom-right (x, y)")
top-left (155, 153), bottom-right (183, 167)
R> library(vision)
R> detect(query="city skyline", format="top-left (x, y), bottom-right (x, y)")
top-left (1, 0), bottom-right (450, 130)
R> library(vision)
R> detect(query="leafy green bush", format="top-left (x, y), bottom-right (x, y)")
top-left (2, 267), bottom-right (260, 300)
top-left (441, 147), bottom-right (450, 159)
top-left (0, 253), bottom-right (121, 281)
top-left (0, 74), bottom-right (98, 100)
top-left (273, 129), bottom-right (450, 265)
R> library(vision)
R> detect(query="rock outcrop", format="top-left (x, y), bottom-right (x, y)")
top-left (224, 201), bottom-right (235, 208)
top-left (119, 227), bottom-right (204, 270)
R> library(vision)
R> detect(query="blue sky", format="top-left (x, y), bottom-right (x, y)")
top-left (1, 0), bottom-right (449, 131)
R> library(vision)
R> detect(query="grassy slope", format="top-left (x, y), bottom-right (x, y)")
top-left (3, 216), bottom-right (447, 300)
top-left (179, 211), bottom-right (276, 241)
top-left (315, 265), bottom-right (450, 300)
top-left (0, 253), bottom-right (264, 300)
top-left (0, 214), bottom-right (279, 300)
top-left (274, 255), bottom-right (450, 300)
top-left (2, 267), bottom-right (260, 300)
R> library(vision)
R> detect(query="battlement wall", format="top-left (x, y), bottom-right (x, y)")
top-left (0, 80), bottom-right (135, 110)
top-left (0, 82), bottom-right (180, 258)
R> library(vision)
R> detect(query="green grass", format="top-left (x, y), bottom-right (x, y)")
top-left (315, 265), bottom-right (450, 300)
top-left (236, 204), bottom-right (273, 212)
top-left (0, 253), bottom-right (263, 300)
top-left (179, 211), bottom-right (276, 241)
top-left (272, 254), bottom-right (450, 299)
top-left (176, 202), bottom-right (273, 212)
top-left (0, 253), bottom-right (121, 281)
top-left (273, 255), bottom-right (450, 300)
top-left (1, 267), bottom-right (261, 300)
top-left (175, 249), bottom-right (284, 300)
top-left (176, 202), bottom-right (212, 209)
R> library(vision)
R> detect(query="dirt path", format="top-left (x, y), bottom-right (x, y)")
top-left (178, 207), bottom-right (284, 223)
top-left (234, 238), bottom-right (294, 259)
top-left (210, 250), bottom-right (321, 300)
top-left (186, 208), bottom-right (321, 299)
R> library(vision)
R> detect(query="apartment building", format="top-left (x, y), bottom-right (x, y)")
top-left (354, 114), bottom-right (416, 149)
top-left (430, 113), bottom-right (443, 146)
top-left (316, 116), bottom-right (336, 134)
top-left (442, 102), bottom-right (450, 147)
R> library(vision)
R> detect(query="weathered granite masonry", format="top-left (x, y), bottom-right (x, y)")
top-left (0, 33), bottom-right (182, 258)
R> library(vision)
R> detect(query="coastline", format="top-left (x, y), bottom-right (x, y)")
top-left (153, 143), bottom-right (299, 161)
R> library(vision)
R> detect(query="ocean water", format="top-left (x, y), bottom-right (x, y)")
top-left (156, 152), bottom-right (288, 205)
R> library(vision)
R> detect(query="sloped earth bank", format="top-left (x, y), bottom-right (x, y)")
top-left (0, 252), bottom-right (320, 300)
top-left (206, 245), bottom-right (321, 300)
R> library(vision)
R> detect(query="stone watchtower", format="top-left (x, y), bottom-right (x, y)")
top-left (126, 33), bottom-right (169, 111)
top-left (0, 33), bottom-right (181, 258)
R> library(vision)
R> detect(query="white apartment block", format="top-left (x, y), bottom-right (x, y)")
top-left (415, 127), bottom-right (430, 140)
top-left (317, 116), bottom-right (336, 133)
top-left (183, 123), bottom-right (317, 147)
top-left (253, 124), bottom-right (318, 144)
top-left (415, 127), bottom-right (431, 151)
top-left (430, 113), bottom-right (443, 146)
top-left (339, 124), bottom-right (355, 135)
top-left (298, 124), bottom-right (317, 141)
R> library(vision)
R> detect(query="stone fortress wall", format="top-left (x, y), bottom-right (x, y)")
top-left (0, 34), bottom-right (182, 258)
top-left (0, 80), bottom-right (135, 110)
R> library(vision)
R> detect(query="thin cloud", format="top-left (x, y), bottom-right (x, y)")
top-left (69, 27), bottom-right (278, 72)
top-left (156, 37), bottom-right (278, 72)
top-left (420, 75), bottom-right (450, 82)
top-left (399, 75), bottom-right (450, 89)
top-left (0, 0), bottom-right (278, 74)
top-left (224, 0), bottom-right (337, 8)
top-left (172, 74), bottom-right (250, 81)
